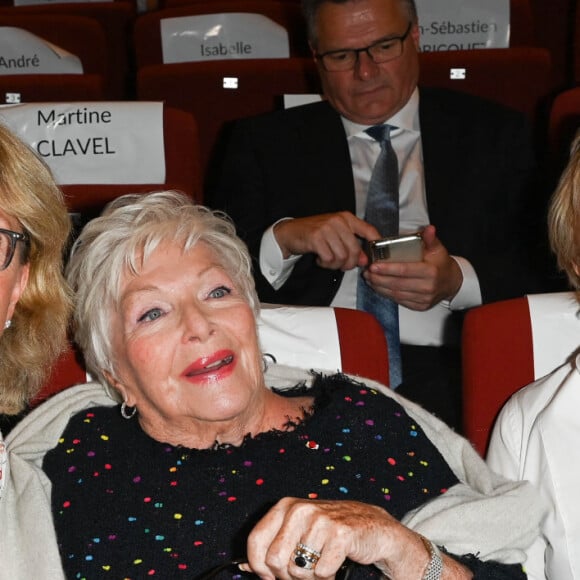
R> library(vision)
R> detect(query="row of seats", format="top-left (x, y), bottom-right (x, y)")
top-left (139, 0), bottom-right (580, 95)
top-left (0, 86), bottom-right (576, 247)
top-left (0, 0), bottom-right (579, 102)
top-left (0, 0), bottom-right (577, 460)
top-left (36, 284), bottom-right (580, 462)
top-left (0, 1), bottom-right (577, 183)
top-left (135, 48), bottom-right (570, 191)
top-left (0, 78), bottom-right (577, 217)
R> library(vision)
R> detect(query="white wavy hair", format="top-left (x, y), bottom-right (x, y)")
top-left (66, 190), bottom-right (259, 386)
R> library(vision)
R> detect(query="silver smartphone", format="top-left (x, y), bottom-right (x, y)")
top-left (366, 232), bottom-right (423, 263)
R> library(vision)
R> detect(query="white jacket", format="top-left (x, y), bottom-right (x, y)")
top-left (487, 353), bottom-right (580, 580)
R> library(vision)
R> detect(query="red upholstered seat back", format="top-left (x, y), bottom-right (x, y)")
top-left (0, 2), bottom-right (135, 99)
top-left (418, 47), bottom-right (554, 120)
top-left (462, 297), bottom-right (535, 456)
top-left (137, 57), bottom-right (321, 189)
top-left (0, 74), bottom-right (105, 105)
top-left (548, 87), bottom-right (580, 174)
top-left (60, 106), bottom-right (203, 218)
top-left (0, 13), bottom-right (108, 78)
top-left (334, 307), bottom-right (389, 386)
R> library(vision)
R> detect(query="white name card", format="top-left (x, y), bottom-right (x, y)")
top-left (416, 0), bottom-right (509, 51)
top-left (161, 13), bottom-right (290, 64)
top-left (0, 28), bottom-right (83, 75)
top-left (0, 102), bottom-right (166, 185)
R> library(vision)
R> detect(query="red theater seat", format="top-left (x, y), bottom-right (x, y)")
top-left (137, 57), bottom-right (320, 189)
top-left (509, 0), bottom-right (536, 47)
top-left (0, 2), bottom-right (136, 99)
top-left (462, 292), bottom-right (579, 456)
top-left (548, 88), bottom-right (580, 174)
top-left (32, 345), bottom-right (88, 406)
top-left (418, 47), bottom-right (553, 121)
top-left (0, 13), bottom-right (108, 80)
top-left (529, 0), bottom-right (576, 89)
top-left (60, 105), bottom-right (203, 218)
top-left (334, 307), bottom-right (389, 386)
top-left (0, 74), bottom-right (104, 104)
top-left (574, 1), bottom-right (580, 84)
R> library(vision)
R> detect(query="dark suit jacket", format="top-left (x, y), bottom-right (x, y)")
top-left (210, 87), bottom-right (542, 307)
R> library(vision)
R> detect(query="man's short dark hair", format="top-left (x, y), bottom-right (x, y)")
top-left (301, 0), bottom-right (418, 48)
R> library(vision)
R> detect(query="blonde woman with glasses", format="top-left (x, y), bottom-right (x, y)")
top-left (0, 122), bottom-right (71, 579)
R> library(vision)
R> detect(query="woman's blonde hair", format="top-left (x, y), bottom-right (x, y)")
top-left (0, 123), bottom-right (72, 414)
top-left (548, 131), bottom-right (580, 290)
top-left (66, 190), bottom-right (258, 387)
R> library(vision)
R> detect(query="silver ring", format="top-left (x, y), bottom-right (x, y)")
top-left (294, 543), bottom-right (321, 570)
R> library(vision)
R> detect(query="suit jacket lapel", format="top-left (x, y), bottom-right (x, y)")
top-left (295, 101), bottom-right (356, 213)
top-left (418, 88), bottom-right (458, 230)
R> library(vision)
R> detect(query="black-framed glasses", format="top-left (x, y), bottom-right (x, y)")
top-left (316, 21), bottom-right (413, 72)
top-left (0, 228), bottom-right (29, 271)
top-left (196, 557), bottom-right (357, 580)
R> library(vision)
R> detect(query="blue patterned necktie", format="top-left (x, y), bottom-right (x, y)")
top-left (356, 124), bottom-right (402, 388)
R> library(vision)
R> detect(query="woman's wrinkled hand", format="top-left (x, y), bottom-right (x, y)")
top-left (242, 497), bottom-right (428, 580)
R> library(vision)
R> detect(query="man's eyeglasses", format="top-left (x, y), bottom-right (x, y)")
top-left (196, 557), bottom-right (357, 580)
top-left (0, 228), bottom-right (29, 271)
top-left (316, 21), bottom-right (413, 72)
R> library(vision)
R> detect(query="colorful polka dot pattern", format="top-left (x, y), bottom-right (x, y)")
top-left (43, 374), bottom-right (458, 578)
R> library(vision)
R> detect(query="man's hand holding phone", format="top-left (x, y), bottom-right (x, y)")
top-left (273, 212), bottom-right (380, 270)
top-left (363, 225), bottom-right (463, 311)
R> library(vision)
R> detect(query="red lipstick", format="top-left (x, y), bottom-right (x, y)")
top-left (181, 349), bottom-right (235, 381)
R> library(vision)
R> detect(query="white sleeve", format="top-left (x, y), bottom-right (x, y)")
top-left (259, 220), bottom-right (301, 290)
top-left (447, 256), bottom-right (482, 311)
top-left (486, 398), bottom-right (523, 480)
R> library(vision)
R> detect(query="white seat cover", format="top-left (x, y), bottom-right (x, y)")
top-left (528, 291), bottom-right (580, 379)
top-left (257, 304), bottom-right (342, 373)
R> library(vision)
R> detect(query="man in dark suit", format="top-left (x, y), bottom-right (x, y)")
top-left (209, 0), bottom-right (541, 430)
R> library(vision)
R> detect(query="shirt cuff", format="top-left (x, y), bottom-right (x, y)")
top-left (259, 219), bottom-right (301, 290)
top-left (445, 256), bottom-right (482, 311)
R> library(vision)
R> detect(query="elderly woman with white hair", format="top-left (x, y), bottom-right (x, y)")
top-left (7, 190), bottom-right (543, 579)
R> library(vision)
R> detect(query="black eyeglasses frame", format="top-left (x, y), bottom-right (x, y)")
top-left (315, 21), bottom-right (414, 72)
top-left (0, 228), bottom-right (29, 271)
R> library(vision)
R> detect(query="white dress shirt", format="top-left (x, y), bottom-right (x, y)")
top-left (259, 88), bottom-right (482, 347)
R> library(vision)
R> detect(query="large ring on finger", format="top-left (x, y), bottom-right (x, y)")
top-left (294, 543), bottom-right (321, 570)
